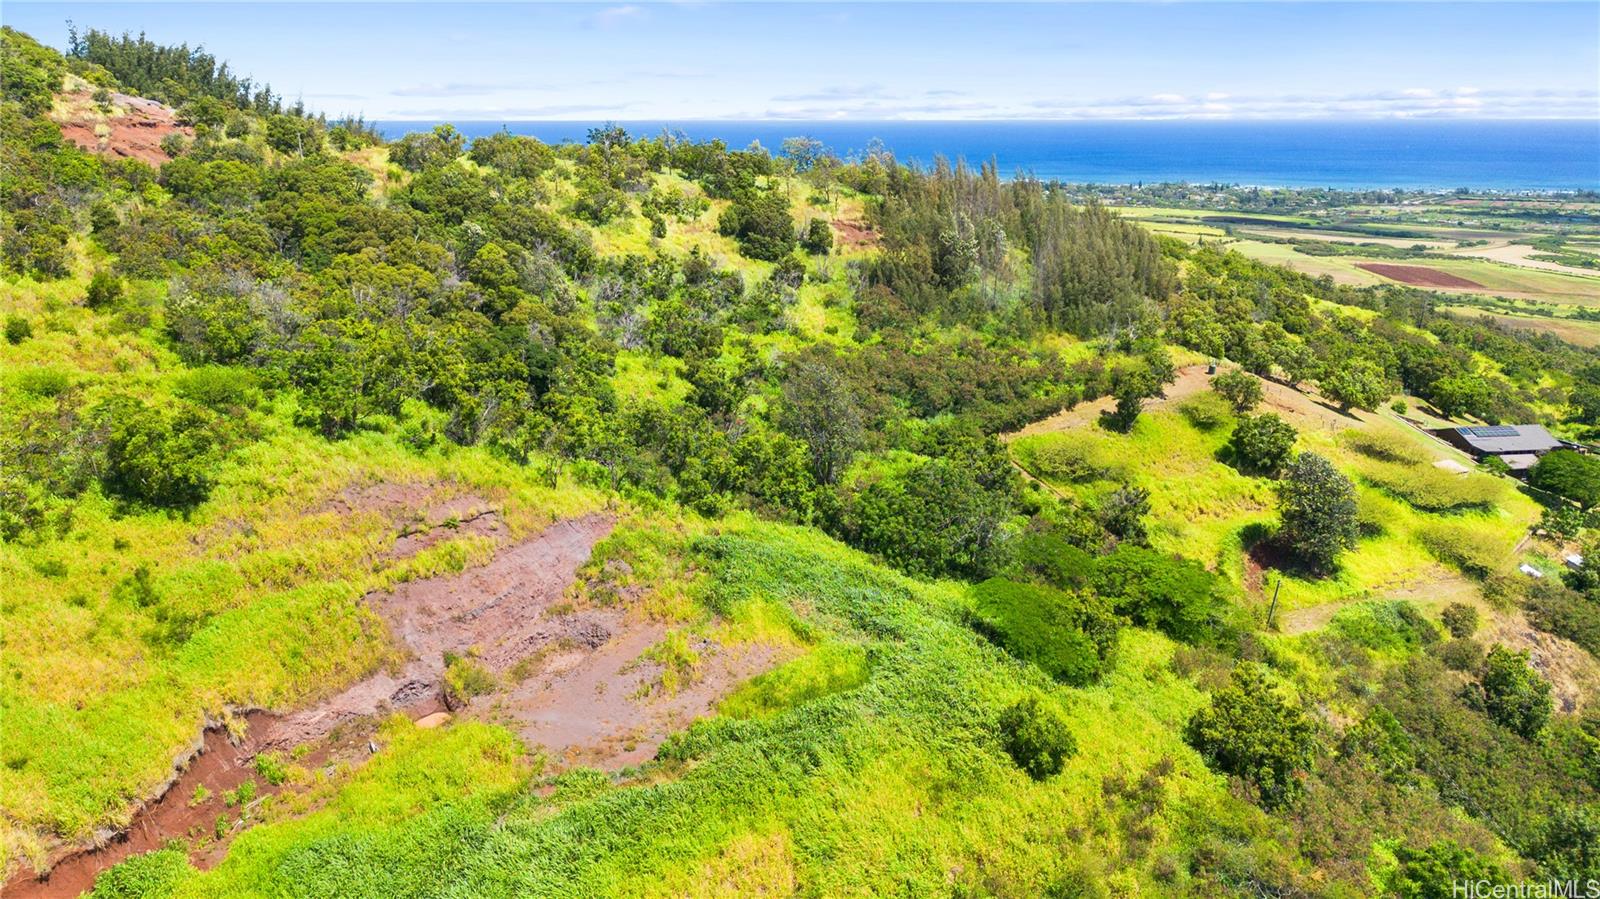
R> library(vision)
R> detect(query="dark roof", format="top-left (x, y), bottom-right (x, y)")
top-left (1453, 424), bottom-right (1561, 455)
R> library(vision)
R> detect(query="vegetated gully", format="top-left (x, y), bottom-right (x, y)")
top-left (6, 509), bottom-right (648, 898)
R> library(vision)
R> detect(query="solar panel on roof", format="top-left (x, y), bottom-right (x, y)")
top-left (1466, 425), bottom-right (1519, 438)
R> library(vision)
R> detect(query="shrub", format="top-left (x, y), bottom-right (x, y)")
top-left (1433, 638), bottom-right (1485, 673)
top-left (1475, 646), bottom-right (1552, 739)
top-left (1388, 840), bottom-right (1506, 899)
top-left (171, 366), bottom-right (261, 412)
top-left (800, 219), bottom-right (832, 255)
top-left (442, 652), bottom-right (497, 709)
top-left (973, 578), bottom-right (1117, 685)
top-left (1097, 484), bottom-right (1150, 542)
top-left (85, 270), bottom-right (123, 309)
top-left (1211, 369), bottom-right (1262, 413)
top-left (1090, 545), bottom-right (1230, 644)
top-left (95, 396), bottom-right (228, 509)
top-left (1440, 602), bottom-right (1479, 639)
top-left (1343, 430), bottom-right (1428, 465)
top-left (1525, 583), bottom-right (1600, 658)
top-left (717, 191), bottom-right (796, 261)
top-left (1185, 663), bottom-right (1318, 808)
top-left (1530, 450), bottom-right (1600, 508)
top-left (999, 693), bottom-right (1077, 781)
top-left (1021, 434), bottom-right (1124, 483)
top-left (836, 458), bottom-right (1013, 579)
top-left (1361, 462), bottom-right (1505, 512)
top-left (1329, 600), bottom-right (1440, 653)
top-left (1229, 413), bottom-right (1298, 474)
top-left (1277, 452), bottom-right (1358, 573)
top-left (3, 314), bottom-right (30, 344)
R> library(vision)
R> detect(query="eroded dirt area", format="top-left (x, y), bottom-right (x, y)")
top-left (9, 504), bottom-right (777, 896)
top-left (53, 89), bottom-right (191, 167)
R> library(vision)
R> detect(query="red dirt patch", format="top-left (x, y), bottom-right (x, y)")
top-left (2, 710), bottom-right (382, 899)
top-left (1355, 263), bottom-right (1484, 289)
top-left (54, 91), bottom-right (191, 167)
top-left (830, 219), bottom-right (880, 249)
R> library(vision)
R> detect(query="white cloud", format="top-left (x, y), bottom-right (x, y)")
top-left (588, 5), bottom-right (645, 29)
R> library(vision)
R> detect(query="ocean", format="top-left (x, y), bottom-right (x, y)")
top-left (373, 120), bottom-right (1599, 192)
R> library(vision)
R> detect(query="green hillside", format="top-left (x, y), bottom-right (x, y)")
top-left (3, 25), bottom-right (1599, 898)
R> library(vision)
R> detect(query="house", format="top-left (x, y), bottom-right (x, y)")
top-left (1433, 424), bottom-right (1565, 475)
top-left (1568, 554), bottom-right (1587, 572)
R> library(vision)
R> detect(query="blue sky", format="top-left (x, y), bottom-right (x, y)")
top-left (6, 2), bottom-right (1598, 120)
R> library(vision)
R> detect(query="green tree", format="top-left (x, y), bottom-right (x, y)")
top-left (1530, 450), bottom-right (1600, 508)
top-left (1211, 368), bottom-right (1262, 413)
top-left (1476, 646), bottom-right (1552, 738)
top-left (1102, 367), bottom-right (1159, 433)
top-left (1229, 413), bottom-right (1298, 474)
top-left (717, 191), bottom-right (796, 261)
top-left (999, 693), bottom-right (1078, 781)
top-left (838, 458), bottom-right (1013, 579)
top-left (800, 219), bottom-right (833, 255)
top-left (1277, 452), bottom-right (1358, 572)
top-left (1185, 663), bottom-right (1318, 808)
top-left (1320, 358), bottom-right (1389, 412)
top-left (95, 396), bottom-right (227, 509)
top-left (777, 353), bottom-right (864, 486)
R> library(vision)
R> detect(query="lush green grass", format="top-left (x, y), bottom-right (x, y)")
top-left (91, 517), bottom-right (1284, 897)
top-left (1012, 401), bottom-right (1539, 617)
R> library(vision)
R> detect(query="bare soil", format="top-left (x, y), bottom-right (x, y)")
top-left (54, 91), bottom-right (191, 167)
top-left (4, 513), bottom-right (616, 897)
top-left (1355, 263), bottom-right (1484, 289)
top-left (830, 219), bottom-right (880, 249)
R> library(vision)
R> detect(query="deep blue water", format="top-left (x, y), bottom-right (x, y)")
top-left (374, 119), bottom-right (1600, 191)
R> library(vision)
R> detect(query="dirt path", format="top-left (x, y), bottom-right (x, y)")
top-left (1274, 571), bottom-right (1480, 636)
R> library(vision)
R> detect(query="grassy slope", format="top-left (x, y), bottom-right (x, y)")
top-left (1012, 396), bottom-right (1540, 617)
top-left (111, 518), bottom-right (1281, 898)
top-left (0, 269), bottom-right (608, 863)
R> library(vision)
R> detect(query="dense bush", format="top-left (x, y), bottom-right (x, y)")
top-left (717, 191), bottom-right (796, 261)
top-left (1440, 603), bottom-right (1479, 639)
top-left (1090, 545), bottom-right (1229, 644)
top-left (1474, 646), bottom-right (1552, 739)
top-left (1276, 452), bottom-right (1358, 572)
top-left (1530, 450), bottom-right (1600, 507)
top-left (1229, 413), bottom-right (1297, 474)
top-left (1387, 840), bottom-right (1506, 899)
top-left (1417, 521), bottom-right (1507, 579)
top-left (96, 396), bottom-right (228, 508)
top-left (998, 693), bottom-right (1078, 780)
top-left (1186, 664), bottom-right (1319, 808)
top-left (836, 459), bottom-right (1014, 579)
top-left (972, 578), bottom-right (1118, 685)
